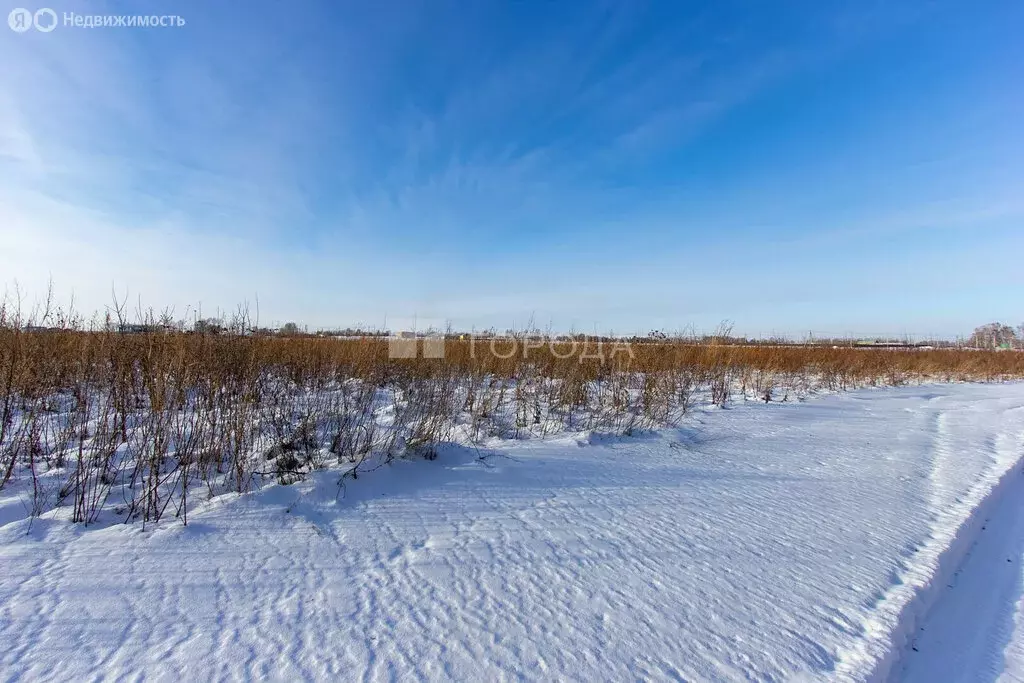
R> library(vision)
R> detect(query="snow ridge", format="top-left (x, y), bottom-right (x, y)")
top-left (837, 400), bottom-right (1024, 682)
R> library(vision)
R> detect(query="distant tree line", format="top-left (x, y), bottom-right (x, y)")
top-left (968, 322), bottom-right (1023, 350)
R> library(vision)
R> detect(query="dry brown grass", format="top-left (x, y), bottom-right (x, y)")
top-left (1, 313), bottom-right (1022, 526)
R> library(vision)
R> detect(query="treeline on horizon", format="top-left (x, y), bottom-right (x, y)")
top-left (6, 281), bottom-right (1018, 348)
top-left (2, 291), bottom-right (1022, 528)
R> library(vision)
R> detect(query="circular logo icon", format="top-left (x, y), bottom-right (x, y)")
top-left (8, 7), bottom-right (32, 32)
top-left (34, 8), bottom-right (57, 32)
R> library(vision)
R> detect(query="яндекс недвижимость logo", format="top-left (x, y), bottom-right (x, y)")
top-left (8, 7), bottom-right (57, 32)
top-left (8, 7), bottom-right (185, 32)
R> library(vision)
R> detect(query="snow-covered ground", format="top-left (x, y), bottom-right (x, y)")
top-left (1, 383), bottom-right (1023, 681)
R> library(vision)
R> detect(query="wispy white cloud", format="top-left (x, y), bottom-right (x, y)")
top-left (2, 0), bottom-right (1021, 336)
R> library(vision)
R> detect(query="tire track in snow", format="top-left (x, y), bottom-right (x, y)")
top-left (835, 390), bottom-right (1024, 682)
top-left (898, 409), bottom-right (1024, 682)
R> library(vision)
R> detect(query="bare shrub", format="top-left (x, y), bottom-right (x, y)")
top-left (2, 292), bottom-right (1023, 526)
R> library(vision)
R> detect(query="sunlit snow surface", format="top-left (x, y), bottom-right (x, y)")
top-left (2, 384), bottom-right (1023, 682)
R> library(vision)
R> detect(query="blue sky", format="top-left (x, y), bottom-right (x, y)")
top-left (1, 0), bottom-right (1022, 337)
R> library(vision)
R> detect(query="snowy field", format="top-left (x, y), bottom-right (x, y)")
top-left (1, 383), bottom-right (1023, 682)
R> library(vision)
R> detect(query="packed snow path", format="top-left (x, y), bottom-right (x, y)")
top-left (1, 384), bottom-right (1023, 682)
top-left (899, 411), bottom-right (1024, 683)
